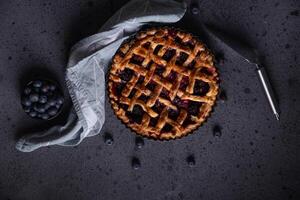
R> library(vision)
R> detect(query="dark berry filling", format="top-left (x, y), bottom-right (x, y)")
top-left (161, 123), bottom-right (173, 133)
top-left (138, 94), bottom-right (149, 102)
top-left (188, 101), bottom-right (202, 116)
top-left (174, 36), bottom-right (182, 44)
top-left (153, 45), bottom-right (163, 55)
top-left (128, 89), bottom-right (137, 98)
top-left (182, 116), bottom-right (195, 128)
top-left (142, 42), bottom-right (151, 49)
top-left (113, 83), bottom-right (126, 96)
top-left (173, 97), bottom-right (189, 109)
top-left (194, 80), bottom-right (210, 96)
top-left (120, 104), bottom-right (129, 110)
top-left (162, 49), bottom-right (176, 61)
top-left (160, 88), bottom-right (170, 100)
top-left (184, 40), bottom-right (195, 49)
top-left (127, 105), bottom-right (144, 124)
top-left (146, 81), bottom-right (156, 91)
top-left (130, 54), bottom-right (144, 65)
top-left (137, 76), bottom-right (145, 85)
top-left (145, 60), bottom-right (153, 69)
top-left (176, 52), bottom-right (189, 65)
top-left (200, 67), bottom-right (215, 76)
top-left (119, 68), bottom-right (134, 82)
top-left (167, 71), bottom-right (177, 82)
top-left (168, 108), bottom-right (180, 120)
top-left (168, 29), bottom-right (178, 38)
top-left (179, 76), bottom-right (189, 90)
top-left (187, 60), bottom-right (196, 70)
top-left (152, 100), bottom-right (165, 114)
top-left (154, 65), bottom-right (165, 76)
top-left (149, 117), bottom-right (158, 127)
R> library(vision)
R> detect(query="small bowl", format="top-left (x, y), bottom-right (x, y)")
top-left (20, 78), bottom-right (64, 120)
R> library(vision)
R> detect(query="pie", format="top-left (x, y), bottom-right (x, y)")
top-left (108, 27), bottom-right (219, 140)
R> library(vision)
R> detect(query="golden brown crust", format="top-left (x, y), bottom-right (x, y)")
top-left (108, 27), bottom-right (219, 140)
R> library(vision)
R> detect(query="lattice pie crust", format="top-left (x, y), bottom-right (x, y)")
top-left (108, 27), bottom-right (219, 140)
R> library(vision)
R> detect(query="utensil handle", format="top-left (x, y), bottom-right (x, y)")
top-left (256, 65), bottom-right (280, 120)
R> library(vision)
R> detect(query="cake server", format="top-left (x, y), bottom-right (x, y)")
top-left (204, 24), bottom-right (280, 120)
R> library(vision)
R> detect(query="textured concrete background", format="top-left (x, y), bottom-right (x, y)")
top-left (0, 0), bottom-right (299, 200)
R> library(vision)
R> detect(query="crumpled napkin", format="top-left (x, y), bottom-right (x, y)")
top-left (16, 0), bottom-right (187, 152)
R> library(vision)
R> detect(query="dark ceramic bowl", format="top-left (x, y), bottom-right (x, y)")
top-left (20, 78), bottom-right (64, 120)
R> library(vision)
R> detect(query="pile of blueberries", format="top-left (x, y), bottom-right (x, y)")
top-left (21, 79), bottom-right (64, 120)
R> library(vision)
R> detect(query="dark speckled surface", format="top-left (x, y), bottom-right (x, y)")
top-left (0, 0), bottom-right (299, 200)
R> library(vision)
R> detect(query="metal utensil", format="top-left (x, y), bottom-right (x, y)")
top-left (203, 24), bottom-right (280, 120)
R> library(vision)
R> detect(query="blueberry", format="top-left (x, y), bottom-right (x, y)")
top-left (104, 133), bottom-right (113, 145)
top-left (33, 104), bottom-right (39, 112)
top-left (47, 91), bottom-right (54, 97)
top-left (33, 80), bottom-right (42, 88)
top-left (219, 90), bottom-right (227, 103)
top-left (21, 96), bottom-right (32, 106)
top-left (29, 111), bottom-right (37, 118)
top-left (49, 84), bottom-right (56, 91)
top-left (44, 103), bottom-right (51, 110)
top-left (23, 106), bottom-right (31, 113)
top-left (34, 104), bottom-right (46, 113)
top-left (213, 125), bottom-right (222, 137)
top-left (55, 104), bottom-right (61, 109)
top-left (41, 113), bottom-right (50, 120)
top-left (187, 155), bottom-right (195, 167)
top-left (24, 87), bottom-right (31, 95)
top-left (29, 93), bottom-right (39, 102)
top-left (41, 85), bottom-right (50, 93)
top-left (135, 137), bottom-right (144, 149)
top-left (132, 157), bottom-right (141, 170)
top-left (190, 3), bottom-right (199, 15)
top-left (48, 107), bottom-right (58, 116)
top-left (37, 113), bottom-right (42, 118)
top-left (56, 96), bottom-right (64, 105)
top-left (45, 102), bottom-right (53, 110)
top-left (33, 87), bottom-right (40, 93)
top-left (39, 95), bottom-right (48, 104)
top-left (48, 98), bottom-right (56, 106)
